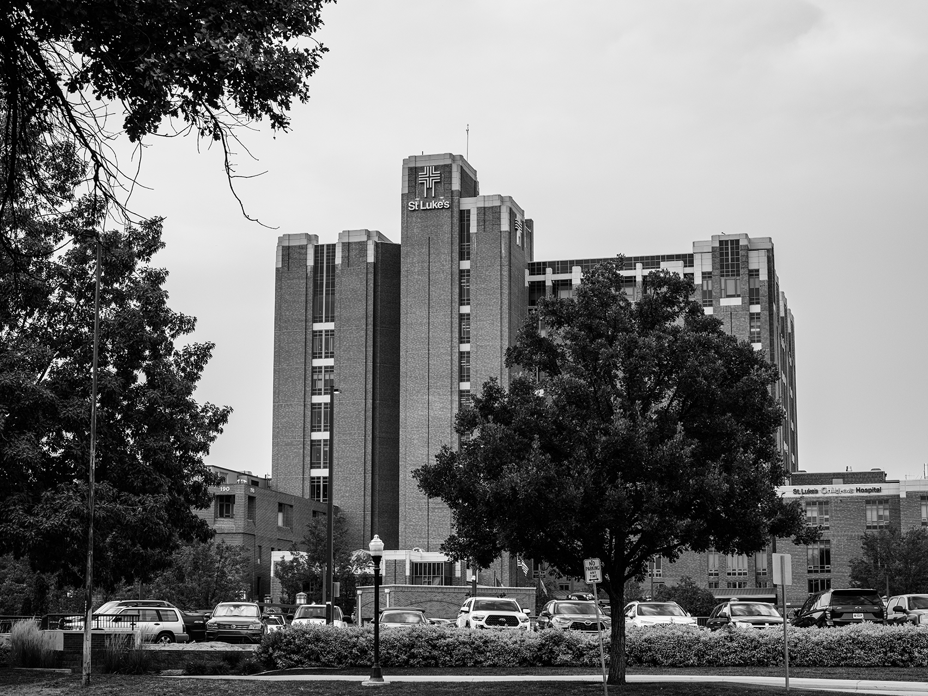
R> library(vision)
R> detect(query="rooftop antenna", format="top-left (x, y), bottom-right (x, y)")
top-left (466, 124), bottom-right (470, 160)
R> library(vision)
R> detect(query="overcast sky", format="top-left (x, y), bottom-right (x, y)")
top-left (121, 0), bottom-right (927, 482)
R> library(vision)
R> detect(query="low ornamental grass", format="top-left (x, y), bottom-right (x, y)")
top-left (9, 620), bottom-right (58, 668)
top-left (256, 623), bottom-right (928, 671)
top-left (99, 633), bottom-right (152, 674)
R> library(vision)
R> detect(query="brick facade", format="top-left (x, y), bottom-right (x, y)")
top-left (656, 470), bottom-right (928, 610)
top-left (197, 465), bottom-right (326, 600)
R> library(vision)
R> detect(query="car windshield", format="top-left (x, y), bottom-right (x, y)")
top-left (910, 597), bottom-right (928, 610)
top-left (94, 601), bottom-right (118, 615)
top-left (265, 616), bottom-right (285, 625)
top-left (730, 604), bottom-right (780, 617)
top-left (638, 603), bottom-right (686, 616)
top-left (473, 600), bottom-right (521, 612)
top-left (831, 592), bottom-right (881, 606)
top-left (382, 611), bottom-right (424, 624)
top-left (293, 606), bottom-right (327, 620)
top-left (212, 604), bottom-right (260, 617)
top-left (556, 602), bottom-right (599, 615)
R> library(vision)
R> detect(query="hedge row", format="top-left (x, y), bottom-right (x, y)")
top-left (255, 624), bottom-right (928, 670)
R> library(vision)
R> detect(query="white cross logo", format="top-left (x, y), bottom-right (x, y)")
top-left (418, 166), bottom-right (441, 197)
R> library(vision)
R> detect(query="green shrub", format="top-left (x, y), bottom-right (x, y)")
top-left (9, 620), bottom-right (57, 668)
top-left (255, 623), bottom-right (928, 670)
top-left (99, 633), bottom-right (152, 674)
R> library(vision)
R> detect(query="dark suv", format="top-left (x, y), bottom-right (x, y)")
top-left (791, 588), bottom-right (884, 627)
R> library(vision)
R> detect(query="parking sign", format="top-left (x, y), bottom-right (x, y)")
top-left (583, 557), bottom-right (602, 584)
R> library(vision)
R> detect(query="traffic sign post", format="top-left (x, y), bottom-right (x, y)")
top-left (772, 553), bottom-right (793, 693)
top-left (584, 558), bottom-right (608, 696)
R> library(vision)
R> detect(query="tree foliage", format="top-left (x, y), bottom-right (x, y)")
top-left (1, 0), bottom-right (333, 234)
top-left (145, 540), bottom-right (250, 609)
top-left (0, 177), bottom-right (230, 589)
top-left (414, 260), bottom-right (814, 683)
top-left (849, 526), bottom-right (928, 596)
top-left (653, 576), bottom-right (719, 617)
top-left (0, 554), bottom-right (85, 615)
top-left (275, 512), bottom-right (371, 617)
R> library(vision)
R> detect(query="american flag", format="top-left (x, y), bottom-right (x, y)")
top-left (418, 166), bottom-right (441, 196)
top-left (518, 556), bottom-right (529, 575)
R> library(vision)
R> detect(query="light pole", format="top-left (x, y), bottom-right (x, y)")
top-left (366, 534), bottom-right (385, 685)
top-left (326, 384), bottom-right (339, 624)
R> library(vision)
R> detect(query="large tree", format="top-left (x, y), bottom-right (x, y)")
top-left (1, 0), bottom-right (332, 236)
top-left (0, 186), bottom-right (230, 590)
top-left (849, 526), bottom-right (928, 596)
top-left (414, 260), bottom-right (814, 684)
top-left (145, 540), bottom-right (250, 609)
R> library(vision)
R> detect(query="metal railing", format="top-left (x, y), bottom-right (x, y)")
top-left (42, 613), bottom-right (140, 632)
top-left (0, 615), bottom-right (39, 633)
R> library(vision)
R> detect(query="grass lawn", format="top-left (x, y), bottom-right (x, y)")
top-left (3, 667), bottom-right (928, 696)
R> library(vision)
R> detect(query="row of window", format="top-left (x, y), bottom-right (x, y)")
top-left (707, 552), bottom-right (757, 577)
top-left (800, 498), bottom-right (916, 530)
top-left (526, 254), bottom-right (695, 276)
top-left (312, 244), bottom-right (336, 323)
top-left (214, 496), bottom-right (294, 528)
top-left (458, 211), bottom-right (472, 416)
top-left (311, 366), bottom-right (335, 395)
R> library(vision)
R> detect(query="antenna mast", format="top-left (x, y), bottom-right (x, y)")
top-left (466, 124), bottom-right (469, 160)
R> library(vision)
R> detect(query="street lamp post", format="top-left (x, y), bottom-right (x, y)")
top-left (326, 384), bottom-right (339, 624)
top-left (366, 534), bottom-right (385, 685)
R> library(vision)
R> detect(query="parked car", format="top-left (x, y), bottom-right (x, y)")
top-left (791, 588), bottom-right (884, 628)
top-left (536, 600), bottom-right (610, 632)
top-left (456, 597), bottom-right (531, 630)
top-left (624, 601), bottom-right (697, 627)
top-left (290, 604), bottom-right (347, 629)
top-left (706, 601), bottom-right (784, 631)
top-left (103, 605), bottom-right (189, 643)
top-left (63, 599), bottom-right (189, 643)
top-left (378, 607), bottom-right (429, 628)
top-left (263, 615), bottom-right (287, 633)
top-left (180, 610), bottom-right (209, 642)
top-left (886, 595), bottom-right (928, 626)
top-left (206, 602), bottom-right (265, 643)
top-left (428, 617), bottom-right (455, 628)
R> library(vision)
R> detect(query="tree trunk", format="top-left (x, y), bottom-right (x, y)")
top-left (607, 584), bottom-right (627, 684)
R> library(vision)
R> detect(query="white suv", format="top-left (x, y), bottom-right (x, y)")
top-left (624, 601), bottom-right (697, 628)
top-left (456, 597), bottom-right (530, 630)
top-left (291, 604), bottom-right (347, 629)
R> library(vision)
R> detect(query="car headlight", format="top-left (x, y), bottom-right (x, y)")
top-left (471, 614), bottom-right (486, 621)
top-left (206, 622), bottom-right (217, 630)
top-left (732, 621), bottom-right (752, 629)
top-left (249, 622), bottom-right (263, 630)
top-left (918, 614), bottom-right (928, 625)
top-left (519, 616), bottom-right (529, 623)
top-left (552, 617), bottom-right (571, 625)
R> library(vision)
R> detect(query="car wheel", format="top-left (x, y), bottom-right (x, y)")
top-left (155, 632), bottom-right (175, 644)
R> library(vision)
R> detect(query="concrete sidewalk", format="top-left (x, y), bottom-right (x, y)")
top-left (167, 672), bottom-right (928, 694)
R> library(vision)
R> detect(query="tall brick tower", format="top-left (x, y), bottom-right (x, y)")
top-left (398, 154), bottom-right (534, 551)
top-left (271, 230), bottom-right (401, 550)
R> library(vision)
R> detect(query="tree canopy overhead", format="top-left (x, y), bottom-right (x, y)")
top-left (414, 259), bottom-right (814, 684)
top-left (1, 0), bottom-right (333, 232)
